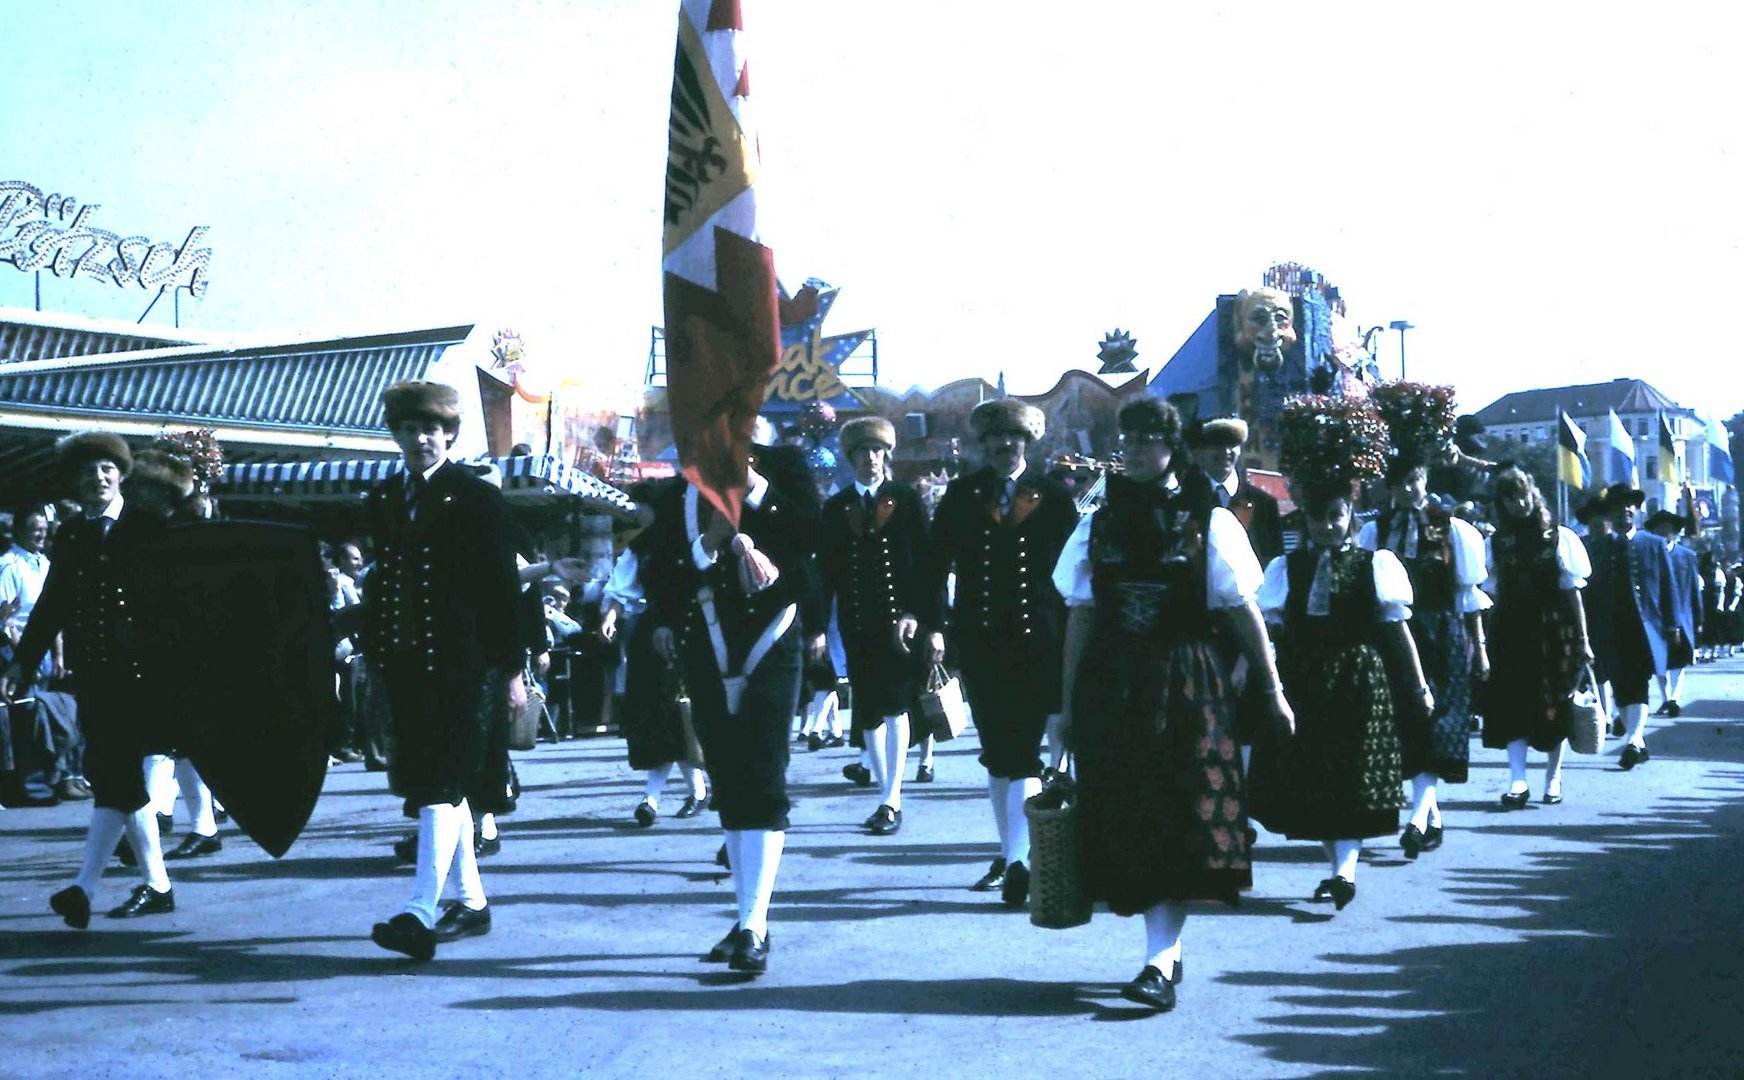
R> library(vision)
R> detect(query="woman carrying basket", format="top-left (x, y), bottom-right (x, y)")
top-left (1054, 398), bottom-right (1291, 1014)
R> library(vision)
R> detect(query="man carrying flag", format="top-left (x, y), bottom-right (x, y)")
top-left (653, 0), bottom-right (814, 976)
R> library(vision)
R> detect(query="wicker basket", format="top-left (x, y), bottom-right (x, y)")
top-left (1025, 782), bottom-right (1092, 930)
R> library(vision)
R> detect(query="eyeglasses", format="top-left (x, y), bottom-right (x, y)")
top-left (1122, 432), bottom-right (1172, 447)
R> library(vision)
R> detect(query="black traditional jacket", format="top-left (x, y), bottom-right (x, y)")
top-left (928, 464), bottom-right (1077, 649)
top-left (816, 481), bottom-right (943, 649)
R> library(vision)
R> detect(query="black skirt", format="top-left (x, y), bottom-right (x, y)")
top-left (620, 616), bottom-right (692, 770)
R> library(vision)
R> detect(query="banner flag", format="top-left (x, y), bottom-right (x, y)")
top-left (1657, 412), bottom-right (1680, 485)
top-left (1606, 409), bottom-right (1638, 488)
top-left (662, 0), bottom-right (780, 526)
top-left (1557, 411), bottom-right (1591, 490)
top-left (1699, 408), bottom-right (1735, 486)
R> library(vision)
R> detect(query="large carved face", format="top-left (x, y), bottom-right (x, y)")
top-left (1232, 288), bottom-right (1297, 370)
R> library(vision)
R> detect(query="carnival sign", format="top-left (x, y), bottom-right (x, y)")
top-left (768, 278), bottom-right (872, 408)
top-left (0, 180), bottom-right (212, 297)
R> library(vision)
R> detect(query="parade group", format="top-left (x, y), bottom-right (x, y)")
top-left (0, 376), bottom-right (1723, 1016)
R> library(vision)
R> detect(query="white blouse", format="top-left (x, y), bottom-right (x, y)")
top-left (1258, 547), bottom-right (1415, 624)
top-left (1481, 525), bottom-right (1591, 595)
top-left (603, 548), bottom-right (646, 611)
top-left (1356, 514), bottom-right (1493, 614)
top-left (1051, 504), bottom-right (1265, 612)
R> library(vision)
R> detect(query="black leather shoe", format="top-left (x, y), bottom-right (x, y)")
top-left (1400, 824), bottom-right (1424, 860)
top-left (1665, 702), bottom-right (1681, 718)
top-left (1312, 876), bottom-right (1356, 910)
top-left (1421, 824), bottom-right (1444, 851)
top-left (633, 799), bottom-right (657, 827)
top-left (1542, 789), bottom-right (1564, 805)
top-left (474, 834), bottom-right (502, 858)
top-left (806, 733), bottom-right (825, 751)
top-left (819, 734), bottom-right (846, 749)
top-left (676, 795), bottom-right (707, 819)
top-left (371, 913), bottom-right (435, 961)
top-left (842, 763), bottom-right (873, 787)
top-left (432, 902), bottom-right (491, 942)
top-left (364, 758), bottom-right (390, 772)
top-left (1619, 744), bottom-right (1644, 771)
top-left (165, 833), bottom-right (222, 859)
top-left (1001, 861), bottom-right (1030, 907)
top-left (393, 834), bottom-right (418, 864)
top-left (727, 927), bottom-right (769, 973)
top-left (915, 764), bottom-right (936, 783)
top-left (867, 804), bottom-right (902, 836)
top-left (1120, 966), bottom-right (1176, 1011)
top-left (1638, 746), bottom-right (1652, 764)
top-left (705, 923), bottom-right (740, 962)
top-left (1500, 789), bottom-right (1530, 809)
top-left (107, 884), bottom-right (174, 919)
top-left (1169, 958), bottom-right (1184, 985)
top-left (970, 858), bottom-right (1007, 892)
top-left (715, 843), bottom-right (731, 869)
top-left (50, 886), bottom-right (91, 929)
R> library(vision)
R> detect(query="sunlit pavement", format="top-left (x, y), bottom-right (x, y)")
top-left (3, 661), bottom-right (1743, 1079)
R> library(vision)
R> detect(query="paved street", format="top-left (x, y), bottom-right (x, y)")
top-left (4, 661), bottom-right (1744, 1079)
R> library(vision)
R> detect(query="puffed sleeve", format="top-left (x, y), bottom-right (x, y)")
top-left (1206, 506), bottom-right (1264, 610)
top-left (1449, 517), bottom-right (1493, 614)
top-left (1051, 510), bottom-right (1095, 608)
top-left (1371, 549), bottom-right (1415, 622)
top-left (1258, 555), bottom-right (1290, 623)
top-left (1555, 526), bottom-right (1591, 590)
top-left (1355, 519), bottom-right (1380, 552)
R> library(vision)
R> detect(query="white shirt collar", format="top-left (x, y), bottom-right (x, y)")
top-left (407, 459), bottom-right (444, 486)
top-left (1002, 459), bottom-right (1027, 484)
top-left (99, 494), bottom-right (124, 522)
top-left (1217, 471), bottom-right (1239, 498)
top-left (854, 479), bottom-right (882, 499)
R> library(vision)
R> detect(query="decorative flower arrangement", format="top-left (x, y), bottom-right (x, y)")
top-left (1277, 394), bottom-right (1390, 486)
top-left (797, 401), bottom-right (838, 444)
top-left (152, 429), bottom-right (224, 487)
top-left (1370, 381), bottom-right (1457, 461)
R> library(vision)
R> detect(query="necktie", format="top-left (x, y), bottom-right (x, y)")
top-left (863, 490), bottom-right (877, 516)
top-left (999, 479), bottom-right (1016, 516)
top-left (1394, 511), bottom-right (1419, 559)
top-left (406, 474), bottom-right (426, 521)
top-left (1217, 483), bottom-right (1232, 509)
top-left (98, 517), bottom-right (114, 541)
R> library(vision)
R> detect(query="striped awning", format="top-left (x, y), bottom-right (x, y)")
top-left (216, 455), bottom-right (636, 516)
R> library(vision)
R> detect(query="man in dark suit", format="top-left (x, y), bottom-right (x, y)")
top-left (1, 434), bottom-right (185, 928)
top-left (816, 416), bottom-right (944, 836)
top-left (929, 398), bottom-right (1078, 906)
top-left (1646, 508), bottom-right (1700, 718)
top-left (365, 381), bottom-right (525, 962)
top-left (1186, 415), bottom-right (1284, 565)
top-left (1586, 483), bottom-right (1675, 770)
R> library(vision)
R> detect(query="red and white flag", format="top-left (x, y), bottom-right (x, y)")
top-left (662, 0), bottom-right (779, 527)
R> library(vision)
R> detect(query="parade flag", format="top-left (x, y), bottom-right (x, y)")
top-left (1606, 409), bottom-right (1638, 487)
top-left (662, 0), bottom-right (780, 526)
top-left (1557, 411), bottom-right (1591, 490)
top-left (1699, 408), bottom-right (1736, 485)
top-left (1657, 412), bottom-right (1680, 484)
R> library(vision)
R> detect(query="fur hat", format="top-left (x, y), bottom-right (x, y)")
top-left (126, 449), bottom-right (196, 498)
top-left (1186, 415), bottom-right (1248, 448)
top-left (381, 381), bottom-right (462, 431)
top-left (969, 398), bottom-right (1045, 441)
top-left (56, 432), bottom-right (132, 477)
top-left (839, 416), bottom-right (896, 457)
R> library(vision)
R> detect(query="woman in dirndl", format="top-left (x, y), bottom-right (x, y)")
top-left (1054, 397), bottom-right (1292, 1013)
top-left (1357, 453), bottom-right (1490, 857)
top-left (1479, 466), bottom-right (1592, 807)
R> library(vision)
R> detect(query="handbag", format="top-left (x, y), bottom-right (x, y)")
top-left (507, 663), bottom-right (545, 752)
top-left (916, 664), bottom-right (968, 742)
top-left (1025, 769), bottom-right (1092, 930)
top-left (1562, 664), bottom-right (1607, 755)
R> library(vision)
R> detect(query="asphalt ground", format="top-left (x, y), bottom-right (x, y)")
top-left (3, 661), bottom-right (1743, 1079)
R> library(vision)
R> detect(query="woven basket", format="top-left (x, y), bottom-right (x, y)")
top-left (1025, 787), bottom-right (1092, 930)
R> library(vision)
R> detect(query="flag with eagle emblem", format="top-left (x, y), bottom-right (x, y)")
top-left (662, 0), bottom-right (779, 527)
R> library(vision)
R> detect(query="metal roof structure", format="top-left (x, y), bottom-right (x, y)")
top-left (0, 306), bottom-right (200, 364)
top-left (216, 454), bottom-right (636, 517)
top-left (1475, 378), bottom-right (1689, 426)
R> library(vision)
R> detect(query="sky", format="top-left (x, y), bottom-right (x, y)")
top-left (3, 1), bottom-right (1742, 418)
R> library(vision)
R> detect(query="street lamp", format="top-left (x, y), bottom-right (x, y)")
top-left (1388, 320), bottom-right (1415, 380)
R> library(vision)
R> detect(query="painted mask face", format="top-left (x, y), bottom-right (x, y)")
top-left (1233, 288), bottom-right (1297, 370)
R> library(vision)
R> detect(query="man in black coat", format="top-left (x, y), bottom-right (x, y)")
top-left (1585, 483), bottom-right (1675, 771)
top-left (2, 435), bottom-right (188, 927)
top-left (929, 398), bottom-right (1078, 906)
top-left (365, 381), bottom-right (525, 962)
top-left (1186, 415), bottom-right (1284, 565)
top-left (816, 416), bottom-right (945, 836)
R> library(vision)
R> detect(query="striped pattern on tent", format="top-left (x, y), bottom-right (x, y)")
top-left (216, 455), bottom-right (636, 515)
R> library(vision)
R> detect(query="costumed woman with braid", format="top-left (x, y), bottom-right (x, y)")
top-left (1359, 384), bottom-right (1490, 857)
top-left (1054, 397), bottom-right (1291, 1014)
top-left (642, 442), bottom-right (819, 975)
top-left (1247, 395), bottom-right (1429, 912)
top-left (1479, 465), bottom-right (1592, 807)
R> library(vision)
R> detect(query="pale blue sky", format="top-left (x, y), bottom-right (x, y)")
top-left (3, 1), bottom-right (1740, 417)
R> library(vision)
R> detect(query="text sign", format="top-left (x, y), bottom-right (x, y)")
top-left (0, 181), bottom-right (212, 297)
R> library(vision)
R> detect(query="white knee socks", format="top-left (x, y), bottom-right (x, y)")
top-left (1506, 739), bottom-right (1529, 791)
top-left (727, 828), bottom-right (785, 937)
top-left (123, 806), bottom-right (170, 893)
top-left (1333, 839), bottom-right (1361, 883)
top-left (479, 812), bottom-right (498, 842)
top-left (865, 722), bottom-right (890, 793)
top-left (1668, 668), bottom-right (1685, 704)
top-left (173, 758), bottom-right (217, 838)
top-left (1545, 740), bottom-right (1566, 794)
top-left (683, 763), bottom-right (708, 801)
top-left (987, 776), bottom-right (1012, 851)
top-left (449, 803), bottom-right (486, 911)
top-left (918, 733), bottom-right (935, 768)
top-left (145, 754), bottom-right (177, 817)
top-left (1408, 772), bottom-right (1436, 832)
top-left (406, 801), bottom-right (466, 928)
top-left (76, 807), bottom-right (128, 901)
top-left (1005, 777), bottom-right (1041, 865)
top-left (879, 714), bottom-right (909, 811)
top-left (644, 762), bottom-right (674, 806)
top-left (1142, 901), bottom-right (1187, 972)
top-left (1623, 703), bottom-right (1648, 749)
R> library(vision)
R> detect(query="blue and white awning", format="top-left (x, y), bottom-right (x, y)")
top-left (216, 454), bottom-right (636, 516)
